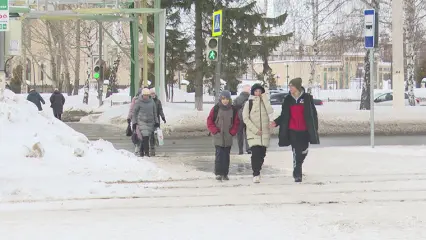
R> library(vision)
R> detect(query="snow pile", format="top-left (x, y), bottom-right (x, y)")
top-left (0, 89), bottom-right (166, 201)
top-left (80, 101), bottom-right (426, 137)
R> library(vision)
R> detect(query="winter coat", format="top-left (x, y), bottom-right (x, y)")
top-left (207, 103), bottom-right (240, 147)
top-left (49, 90), bottom-right (65, 114)
top-left (153, 97), bottom-right (165, 121)
top-left (27, 90), bottom-right (45, 111)
top-left (233, 92), bottom-right (250, 124)
top-left (274, 88), bottom-right (319, 147)
top-left (127, 97), bottom-right (138, 120)
top-left (132, 96), bottom-right (159, 137)
top-left (243, 93), bottom-right (274, 147)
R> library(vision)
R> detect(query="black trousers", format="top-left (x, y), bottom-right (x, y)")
top-left (251, 146), bottom-right (267, 176)
top-left (289, 130), bottom-right (309, 178)
top-left (140, 136), bottom-right (150, 156)
top-left (215, 146), bottom-right (231, 176)
top-left (54, 113), bottom-right (62, 120)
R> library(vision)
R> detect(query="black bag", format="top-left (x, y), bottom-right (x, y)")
top-left (131, 131), bottom-right (140, 144)
top-left (126, 123), bottom-right (132, 136)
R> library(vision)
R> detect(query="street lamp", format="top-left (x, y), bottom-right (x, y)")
top-left (286, 64), bottom-right (289, 91)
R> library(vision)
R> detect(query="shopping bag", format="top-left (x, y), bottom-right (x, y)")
top-left (126, 123), bottom-right (132, 136)
top-left (155, 128), bottom-right (164, 146)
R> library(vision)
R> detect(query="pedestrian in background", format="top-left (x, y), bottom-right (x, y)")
top-left (149, 88), bottom-right (166, 156)
top-left (27, 89), bottom-right (45, 111)
top-left (243, 84), bottom-right (274, 183)
top-left (270, 78), bottom-right (319, 182)
top-left (233, 84), bottom-right (251, 155)
top-left (207, 90), bottom-right (240, 181)
top-left (50, 88), bottom-right (65, 120)
top-left (128, 88), bottom-right (142, 154)
top-left (132, 88), bottom-right (160, 157)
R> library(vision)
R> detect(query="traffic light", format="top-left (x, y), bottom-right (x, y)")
top-left (206, 37), bottom-right (218, 61)
top-left (93, 66), bottom-right (100, 79)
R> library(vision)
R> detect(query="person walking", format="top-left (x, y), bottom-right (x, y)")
top-left (243, 84), bottom-right (274, 183)
top-left (128, 88), bottom-right (142, 154)
top-left (132, 88), bottom-right (160, 157)
top-left (49, 89), bottom-right (65, 120)
top-left (26, 89), bottom-right (45, 111)
top-left (207, 90), bottom-right (240, 181)
top-left (149, 88), bottom-right (166, 156)
top-left (270, 78), bottom-right (319, 182)
top-left (233, 84), bottom-right (251, 155)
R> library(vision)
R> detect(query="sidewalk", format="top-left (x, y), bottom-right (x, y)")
top-left (1, 146), bottom-right (426, 239)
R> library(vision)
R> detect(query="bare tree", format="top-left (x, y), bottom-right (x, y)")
top-left (73, 20), bottom-right (81, 95)
top-left (303, 0), bottom-right (346, 93)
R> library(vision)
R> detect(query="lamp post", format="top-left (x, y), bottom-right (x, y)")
top-left (286, 64), bottom-right (289, 91)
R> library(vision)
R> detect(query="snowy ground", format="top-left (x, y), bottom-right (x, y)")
top-left (0, 89), bottom-right (166, 202)
top-left (1, 146), bottom-right (426, 239)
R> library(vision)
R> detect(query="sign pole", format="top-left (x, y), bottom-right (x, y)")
top-left (214, 36), bottom-right (222, 103)
top-left (370, 49), bottom-right (375, 148)
top-left (364, 9), bottom-right (378, 148)
top-left (212, 9), bottom-right (222, 103)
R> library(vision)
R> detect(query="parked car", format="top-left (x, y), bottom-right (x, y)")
top-left (374, 92), bottom-right (420, 106)
top-left (270, 92), bottom-right (323, 105)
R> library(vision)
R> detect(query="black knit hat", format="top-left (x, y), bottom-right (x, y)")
top-left (251, 83), bottom-right (265, 95)
top-left (289, 77), bottom-right (303, 91)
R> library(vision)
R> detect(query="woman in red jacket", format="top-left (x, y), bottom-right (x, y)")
top-left (207, 90), bottom-right (240, 181)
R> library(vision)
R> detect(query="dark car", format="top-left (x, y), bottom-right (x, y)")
top-left (270, 92), bottom-right (323, 106)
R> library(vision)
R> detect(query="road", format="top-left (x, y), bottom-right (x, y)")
top-left (67, 122), bottom-right (426, 156)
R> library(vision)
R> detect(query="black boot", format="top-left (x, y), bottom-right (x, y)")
top-left (139, 144), bottom-right (144, 157)
top-left (293, 163), bottom-right (303, 182)
top-left (143, 136), bottom-right (150, 157)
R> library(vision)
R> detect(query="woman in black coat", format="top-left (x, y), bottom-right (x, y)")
top-left (50, 89), bottom-right (65, 120)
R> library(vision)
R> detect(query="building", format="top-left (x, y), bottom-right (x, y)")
top-left (253, 52), bottom-right (391, 89)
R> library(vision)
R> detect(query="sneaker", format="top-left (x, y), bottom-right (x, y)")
top-left (294, 177), bottom-right (302, 183)
top-left (222, 175), bottom-right (229, 181)
top-left (215, 175), bottom-right (222, 181)
top-left (253, 175), bottom-right (260, 183)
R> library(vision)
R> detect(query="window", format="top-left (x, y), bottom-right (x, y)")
top-left (376, 93), bottom-right (392, 102)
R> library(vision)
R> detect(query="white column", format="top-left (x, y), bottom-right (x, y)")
top-left (392, 0), bottom-right (405, 108)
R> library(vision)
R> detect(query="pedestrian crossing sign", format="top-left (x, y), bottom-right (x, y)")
top-left (212, 10), bottom-right (222, 37)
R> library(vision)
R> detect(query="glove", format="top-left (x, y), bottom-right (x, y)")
top-left (127, 118), bottom-right (131, 124)
top-left (154, 123), bottom-right (160, 128)
top-left (162, 118), bottom-right (166, 124)
top-left (132, 123), bottom-right (137, 131)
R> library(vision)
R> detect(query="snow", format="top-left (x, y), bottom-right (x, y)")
top-left (0, 89), bottom-right (166, 202)
top-left (313, 88), bottom-right (426, 101)
top-left (2, 146), bottom-right (426, 239)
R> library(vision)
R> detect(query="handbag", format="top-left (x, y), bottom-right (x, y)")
top-left (126, 123), bottom-right (132, 136)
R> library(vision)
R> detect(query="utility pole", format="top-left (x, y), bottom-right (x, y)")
top-left (214, 36), bottom-right (222, 102)
top-left (98, 22), bottom-right (103, 106)
top-left (0, 32), bottom-right (5, 100)
top-left (392, 0), bottom-right (405, 108)
top-left (142, 0), bottom-right (148, 87)
top-left (286, 64), bottom-right (289, 91)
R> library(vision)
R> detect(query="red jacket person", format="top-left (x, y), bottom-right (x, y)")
top-left (271, 78), bottom-right (319, 182)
